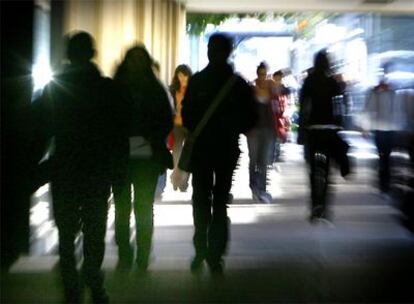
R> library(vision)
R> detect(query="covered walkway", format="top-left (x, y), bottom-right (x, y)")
top-left (3, 141), bottom-right (414, 303)
top-left (2, 1), bottom-right (414, 303)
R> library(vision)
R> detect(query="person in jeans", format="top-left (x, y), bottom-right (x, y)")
top-left (182, 33), bottom-right (257, 275)
top-left (247, 62), bottom-right (275, 204)
top-left (112, 45), bottom-right (173, 272)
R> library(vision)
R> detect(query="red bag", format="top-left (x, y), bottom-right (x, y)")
top-left (167, 131), bottom-right (174, 151)
top-left (270, 94), bottom-right (289, 142)
top-left (277, 116), bottom-right (290, 143)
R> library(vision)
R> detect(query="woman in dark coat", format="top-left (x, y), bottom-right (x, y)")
top-left (112, 44), bottom-right (173, 271)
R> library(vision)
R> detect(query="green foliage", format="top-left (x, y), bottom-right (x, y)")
top-left (186, 13), bottom-right (229, 36)
top-left (186, 12), bottom-right (335, 38)
top-left (186, 12), bottom-right (287, 35)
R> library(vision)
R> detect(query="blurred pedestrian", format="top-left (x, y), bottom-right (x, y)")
top-left (298, 49), bottom-right (350, 222)
top-left (247, 62), bottom-right (275, 203)
top-left (169, 64), bottom-right (193, 191)
top-left (112, 44), bottom-right (173, 272)
top-left (271, 70), bottom-right (291, 163)
top-left (31, 31), bottom-right (116, 304)
top-left (363, 64), bottom-right (413, 194)
top-left (182, 33), bottom-right (256, 275)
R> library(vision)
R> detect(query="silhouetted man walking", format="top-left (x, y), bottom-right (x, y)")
top-left (182, 33), bottom-right (256, 275)
top-left (298, 49), bottom-right (349, 222)
top-left (32, 32), bottom-right (116, 303)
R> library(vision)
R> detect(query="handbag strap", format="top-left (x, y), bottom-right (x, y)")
top-left (191, 75), bottom-right (238, 140)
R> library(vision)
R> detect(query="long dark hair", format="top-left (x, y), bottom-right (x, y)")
top-left (170, 64), bottom-right (192, 92)
top-left (114, 44), bottom-right (156, 85)
top-left (114, 44), bottom-right (170, 120)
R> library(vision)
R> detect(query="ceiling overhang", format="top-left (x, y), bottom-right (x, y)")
top-left (182, 0), bottom-right (414, 14)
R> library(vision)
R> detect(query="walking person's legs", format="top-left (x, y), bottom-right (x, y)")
top-left (375, 131), bottom-right (394, 193)
top-left (81, 185), bottom-right (110, 303)
top-left (247, 129), bottom-right (260, 197)
top-left (52, 183), bottom-right (82, 304)
top-left (208, 159), bottom-right (236, 274)
top-left (113, 179), bottom-right (133, 269)
top-left (131, 160), bottom-right (159, 271)
top-left (190, 165), bottom-right (214, 273)
top-left (255, 128), bottom-right (273, 203)
top-left (171, 126), bottom-right (189, 191)
top-left (52, 191), bottom-right (82, 303)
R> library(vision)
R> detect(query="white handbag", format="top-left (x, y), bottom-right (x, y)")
top-left (129, 136), bottom-right (152, 159)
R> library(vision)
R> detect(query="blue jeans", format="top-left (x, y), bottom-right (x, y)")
top-left (247, 128), bottom-right (273, 195)
top-left (269, 134), bottom-right (281, 164)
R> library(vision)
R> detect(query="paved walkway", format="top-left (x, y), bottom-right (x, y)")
top-left (2, 140), bottom-right (414, 303)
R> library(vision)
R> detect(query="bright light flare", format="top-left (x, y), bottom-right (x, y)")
top-left (32, 63), bottom-right (53, 91)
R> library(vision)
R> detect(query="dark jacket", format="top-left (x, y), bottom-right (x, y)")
top-left (31, 62), bottom-right (120, 183)
top-left (299, 71), bottom-right (342, 126)
top-left (181, 63), bottom-right (257, 166)
top-left (298, 71), bottom-right (342, 145)
top-left (115, 75), bottom-right (174, 172)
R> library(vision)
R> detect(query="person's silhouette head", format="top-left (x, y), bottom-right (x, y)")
top-left (66, 31), bottom-right (96, 64)
top-left (207, 33), bottom-right (233, 65)
top-left (114, 44), bottom-right (155, 83)
top-left (314, 49), bottom-right (331, 74)
top-left (124, 44), bottom-right (153, 74)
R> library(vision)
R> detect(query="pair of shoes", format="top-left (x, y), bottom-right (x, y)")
top-left (259, 192), bottom-right (272, 204)
top-left (309, 205), bottom-right (325, 223)
top-left (317, 217), bottom-right (335, 228)
top-left (206, 258), bottom-right (224, 276)
top-left (252, 191), bottom-right (260, 202)
top-left (116, 246), bottom-right (134, 272)
top-left (154, 194), bottom-right (163, 203)
top-left (91, 289), bottom-right (109, 304)
top-left (64, 289), bottom-right (83, 304)
top-left (309, 205), bottom-right (335, 227)
top-left (116, 258), bottom-right (133, 272)
top-left (63, 275), bottom-right (83, 304)
top-left (190, 255), bottom-right (205, 274)
top-left (136, 255), bottom-right (150, 273)
top-left (252, 192), bottom-right (272, 204)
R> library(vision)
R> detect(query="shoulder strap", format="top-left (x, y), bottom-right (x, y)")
top-left (191, 75), bottom-right (238, 140)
